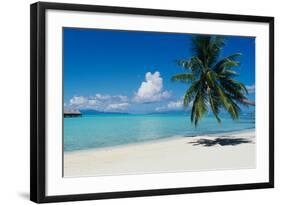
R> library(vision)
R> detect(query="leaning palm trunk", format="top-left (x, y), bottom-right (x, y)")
top-left (172, 35), bottom-right (254, 126)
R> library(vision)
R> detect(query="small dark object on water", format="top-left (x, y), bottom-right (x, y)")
top-left (64, 111), bottom-right (82, 117)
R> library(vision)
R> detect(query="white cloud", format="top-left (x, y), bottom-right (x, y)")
top-left (105, 103), bottom-right (129, 111)
top-left (95, 93), bottom-right (128, 102)
top-left (246, 84), bottom-right (255, 93)
top-left (95, 93), bottom-right (111, 100)
top-left (155, 100), bottom-right (183, 112)
top-left (67, 94), bottom-right (130, 112)
top-left (69, 96), bottom-right (88, 105)
top-left (133, 71), bottom-right (171, 103)
top-left (167, 100), bottom-right (183, 109)
top-left (88, 99), bottom-right (98, 106)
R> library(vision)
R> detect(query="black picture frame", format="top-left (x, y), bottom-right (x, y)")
top-left (30, 1), bottom-right (274, 203)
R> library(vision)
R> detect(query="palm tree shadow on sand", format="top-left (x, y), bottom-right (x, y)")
top-left (189, 137), bottom-right (253, 147)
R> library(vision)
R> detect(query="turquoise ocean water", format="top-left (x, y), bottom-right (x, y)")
top-left (64, 112), bottom-right (255, 152)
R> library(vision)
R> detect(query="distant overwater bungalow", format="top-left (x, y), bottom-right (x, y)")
top-left (64, 109), bottom-right (82, 117)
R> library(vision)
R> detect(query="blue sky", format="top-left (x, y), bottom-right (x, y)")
top-left (63, 27), bottom-right (255, 113)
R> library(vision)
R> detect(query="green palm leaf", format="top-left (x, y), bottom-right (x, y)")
top-left (208, 90), bottom-right (221, 123)
top-left (183, 80), bottom-right (201, 107)
top-left (171, 73), bottom-right (195, 83)
top-left (171, 35), bottom-right (254, 126)
top-left (214, 53), bottom-right (241, 73)
top-left (191, 87), bottom-right (208, 126)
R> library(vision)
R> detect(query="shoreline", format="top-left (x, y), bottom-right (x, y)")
top-left (64, 129), bottom-right (255, 177)
top-left (65, 128), bottom-right (255, 154)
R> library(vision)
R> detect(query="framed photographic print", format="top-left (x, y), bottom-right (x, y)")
top-left (30, 2), bottom-right (274, 203)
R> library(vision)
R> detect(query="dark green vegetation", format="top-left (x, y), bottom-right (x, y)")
top-left (172, 35), bottom-right (252, 126)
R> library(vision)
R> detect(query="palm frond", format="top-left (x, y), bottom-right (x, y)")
top-left (223, 69), bottom-right (239, 77)
top-left (192, 35), bottom-right (211, 63)
top-left (206, 70), bottom-right (217, 88)
top-left (215, 84), bottom-right (240, 120)
top-left (171, 73), bottom-right (195, 83)
top-left (220, 77), bottom-right (248, 95)
top-left (176, 57), bottom-right (204, 74)
top-left (191, 86), bottom-right (208, 126)
top-left (183, 80), bottom-right (201, 107)
top-left (207, 36), bottom-right (225, 67)
top-left (172, 35), bottom-right (253, 126)
top-left (214, 53), bottom-right (242, 73)
top-left (208, 90), bottom-right (221, 123)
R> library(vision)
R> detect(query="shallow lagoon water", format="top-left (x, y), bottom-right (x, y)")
top-left (64, 112), bottom-right (255, 152)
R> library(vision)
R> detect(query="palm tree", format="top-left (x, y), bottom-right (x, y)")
top-left (171, 35), bottom-right (253, 126)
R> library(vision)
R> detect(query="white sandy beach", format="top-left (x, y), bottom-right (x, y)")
top-left (64, 130), bottom-right (255, 177)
